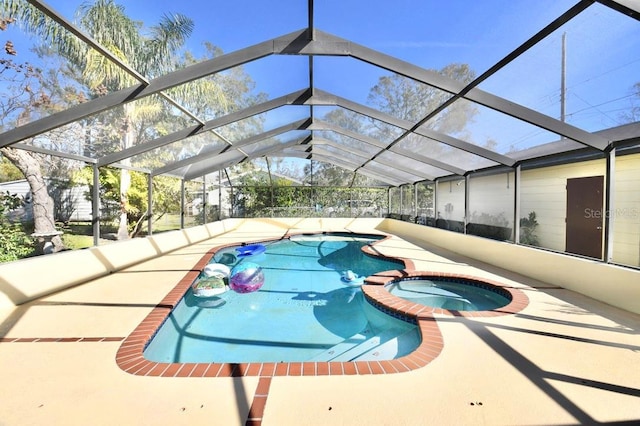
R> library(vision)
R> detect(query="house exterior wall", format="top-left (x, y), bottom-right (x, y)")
top-left (520, 158), bottom-right (606, 253)
top-left (0, 180), bottom-right (31, 194)
top-left (613, 152), bottom-right (640, 267)
top-left (468, 172), bottom-right (515, 228)
top-left (0, 179), bottom-right (93, 222)
top-left (435, 179), bottom-right (465, 222)
top-left (496, 153), bottom-right (639, 267)
top-left (62, 185), bottom-right (93, 221)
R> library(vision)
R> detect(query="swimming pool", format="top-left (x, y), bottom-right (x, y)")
top-left (143, 233), bottom-right (421, 363)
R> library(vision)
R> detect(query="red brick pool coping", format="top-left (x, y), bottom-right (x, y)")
top-left (362, 269), bottom-right (530, 318)
top-left (113, 231), bottom-right (528, 379)
top-left (0, 232), bottom-right (529, 426)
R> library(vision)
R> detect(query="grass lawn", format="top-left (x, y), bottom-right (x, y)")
top-left (60, 215), bottom-right (199, 249)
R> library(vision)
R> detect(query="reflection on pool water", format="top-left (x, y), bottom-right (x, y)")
top-left (387, 278), bottom-right (512, 311)
top-left (144, 233), bottom-right (421, 363)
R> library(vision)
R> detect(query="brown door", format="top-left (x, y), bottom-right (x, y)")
top-left (566, 176), bottom-right (604, 259)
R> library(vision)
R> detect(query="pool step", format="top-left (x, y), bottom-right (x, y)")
top-left (352, 328), bottom-right (420, 362)
top-left (309, 332), bottom-right (369, 362)
top-left (310, 327), bottom-right (420, 362)
top-left (330, 329), bottom-right (401, 362)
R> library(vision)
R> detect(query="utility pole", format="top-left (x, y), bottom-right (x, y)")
top-left (561, 32), bottom-right (567, 123)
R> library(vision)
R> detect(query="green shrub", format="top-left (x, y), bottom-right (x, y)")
top-left (0, 222), bottom-right (34, 262)
top-left (520, 211), bottom-right (540, 246)
top-left (0, 191), bottom-right (34, 262)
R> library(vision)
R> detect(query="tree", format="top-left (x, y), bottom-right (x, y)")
top-left (368, 64), bottom-right (476, 130)
top-left (0, 153), bottom-right (23, 182)
top-left (75, 1), bottom-right (196, 239)
top-left (620, 82), bottom-right (640, 123)
top-left (299, 64), bottom-right (478, 216)
top-left (65, 38), bottom-right (263, 233)
top-left (303, 159), bottom-right (354, 187)
top-left (312, 107), bottom-right (383, 187)
top-left (73, 165), bottom-right (186, 237)
top-left (368, 65), bottom-right (478, 175)
top-left (1, 0), bottom-right (198, 240)
top-left (0, 33), bottom-right (68, 253)
top-left (314, 65), bottom-right (477, 188)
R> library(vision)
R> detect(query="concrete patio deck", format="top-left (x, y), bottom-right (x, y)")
top-left (1, 218), bottom-right (639, 425)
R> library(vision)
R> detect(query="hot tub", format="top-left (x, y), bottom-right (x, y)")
top-left (386, 276), bottom-right (512, 311)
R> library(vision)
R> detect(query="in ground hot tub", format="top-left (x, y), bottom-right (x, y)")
top-left (387, 276), bottom-right (512, 311)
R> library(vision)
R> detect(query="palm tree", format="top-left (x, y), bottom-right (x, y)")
top-left (1, 0), bottom-right (202, 241)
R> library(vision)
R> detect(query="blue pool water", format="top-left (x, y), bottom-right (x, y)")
top-left (144, 234), bottom-right (420, 363)
top-left (388, 278), bottom-right (511, 311)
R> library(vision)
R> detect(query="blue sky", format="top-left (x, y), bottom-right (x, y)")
top-left (7, 0), bottom-right (640, 153)
top-left (40, 0), bottom-right (586, 89)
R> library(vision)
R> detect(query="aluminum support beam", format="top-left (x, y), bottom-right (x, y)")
top-left (183, 153), bottom-right (245, 182)
top-left (92, 163), bottom-right (100, 246)
top-left (312, 141), bottom-right (433, 181)
top-left (0, 30), bottom-right (311, 148)
top-left (98, 125), bottom-right (202, 167)
top-left (310, 138), bottom-right (436, 180)
top-left (336, 28), bottom-right (609, 150)
top-left (303, 147), bottom-right (359, 168)
top-left (308, 0), bottom-right (315, 35)
top-left (202, 176), bottom-right (207, 225)
top-left (98, 89), bottom-right (312, 166)
top-left (218, 170), bottom-right (223, 220)
top-left (513, 165), bottom-right (522, 244)
top-left (312, 146), bottom-right (424, 184)
top-left (463, 90), bottom-right (609, 151)
top-left (310, 138), bottom-right (371, 160)
top-left (597, 0), bottom-right (640, 20)
top-left (152, 118), bottom-right (311, 177)
top-left (12, 143), bottom-right (97, 164)
top-left (284, 149), bottom-right (403, 186)
top-left (310, 89), bottom-right (504, 170)
top-left (28, 0), bottom-right (214, 150)
top-left (183, 136), bottom-right (311, 181)
top-left (363, 155), bottom-right (434, 181)
top-left (416, 127), bottom-right (513, 166)
top-left (434, 180), bottom-right (439, 219)
top-left (604, 148), bottom-right (616, 262)
top-left (180, 180), bottom-right (185, 229)
top-left (464, 175), bottom-right (470, 234)
top-left (27, 0), bottom-right (148, 83)
top-left (309, 119), bottom-right (387, 149)
top-left (342, 166), bottom-right (405, 187)
top-left (389, 146), bottom-right (463, 176)
top-left (289, 139), bottom-right (432, 186)
top-left (147, 174), bottom-right (153, 235)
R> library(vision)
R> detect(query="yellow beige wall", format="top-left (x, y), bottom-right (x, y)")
top-left (379, 219), bottom-right (640, 315)
top-left (436, 179), bottom-right (466, 222)
top-left (519, 154), bottom-right (640, 267)
top-left (520, 159), bottom-right (606, 252)
top-left (468, 172), bottom-right (515, 227)
top-left (2, 216), bottom-right (638, 314)
top-left (0, 220), bottom-right (241, 309)
top-left (613, 152), bottom-right (640, 267)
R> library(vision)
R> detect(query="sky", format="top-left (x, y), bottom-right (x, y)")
top-left (5, 0), bottom-right (640, 157)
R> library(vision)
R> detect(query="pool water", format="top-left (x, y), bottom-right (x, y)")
top-left (144, 234), bottom-right (420, 363)
top-left (388, 278), bottom-right (511, 311)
